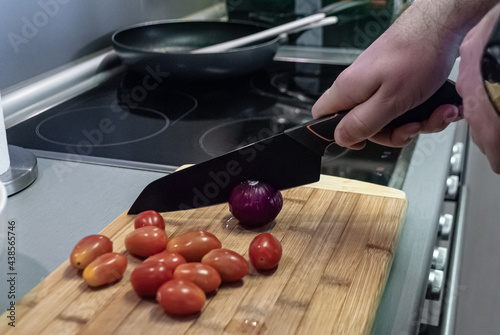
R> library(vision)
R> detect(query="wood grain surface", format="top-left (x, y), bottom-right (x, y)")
top-left (1, 175), bottom-right (407, 335)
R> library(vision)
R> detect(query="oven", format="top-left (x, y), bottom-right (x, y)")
top-left (418, 117), bottom-right (469, 334)
top-left (1, 45), bottom-right (466, 334)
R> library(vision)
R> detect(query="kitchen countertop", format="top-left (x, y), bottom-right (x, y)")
top-left (0, 158), bottom-right (165, 307)
top-left (0, 123), bottom-right (457, 334)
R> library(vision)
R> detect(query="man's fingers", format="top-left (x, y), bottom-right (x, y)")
top-left (344, 140), bottom-right (367, 151)
top-left (312, 69), bottom-right (381, 118)
top-left (333, 88), bottom-right (411, 147)
top-left (420, 104), bottom-right (462, 133)
top-left (366, 105), bottom-right (462, 147)
top-left (369, 122), bottom-right (422, 147)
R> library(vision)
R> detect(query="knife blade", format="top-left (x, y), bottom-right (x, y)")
top-left (128, 80), bottom-right (461, 214)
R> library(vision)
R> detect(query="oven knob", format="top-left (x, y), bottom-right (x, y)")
top-left (450, 153), bottom-right (463, 175)
top-left (450, 142), bottom-right (465, 175)
top-left (450, 142), bottom-right (464, 175)
top-left (438, 214), bottom-right (453, 240)
top-left (445, 175), bottom-right (459, 200)
top-left (453, 142), bottom-right (464, 154)
top-left (432, 247), bottom-right (448, 270)
top-left (427, 269), bottom-right (444, 300)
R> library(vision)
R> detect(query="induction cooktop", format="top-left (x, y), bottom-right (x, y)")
top-left (7, 60), bottom-right (406, 187)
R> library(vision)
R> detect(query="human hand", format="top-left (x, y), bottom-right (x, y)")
top-left (312, 6), bottom-right (462, 150)
top-left (456, 3), bottom-right (500, 173)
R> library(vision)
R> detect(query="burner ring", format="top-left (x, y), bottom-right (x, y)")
top-left (36, 106), bottom-right (170, 147)
top-left (199, 117), bottom-right (278, 157)
top-left (250, 69), bottom-right (336, 103)
top-left (199, 116), bottom-right (349, 159)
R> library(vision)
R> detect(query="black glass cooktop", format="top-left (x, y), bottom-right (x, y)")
top-left (7, 61), bottom-right (404, 186)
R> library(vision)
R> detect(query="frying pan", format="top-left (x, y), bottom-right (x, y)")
top-left (111, 1), bottom-right (370, 80)
top-left (112, 20), bottom-right (285, 80)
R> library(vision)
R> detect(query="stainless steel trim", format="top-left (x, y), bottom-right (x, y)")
top-left (0, 145), bottom-right (38, 195)
top-left (3, 49), bottom-right (117, 114)
top-left (441, 186), bottom-right (467, 335)
top-left (3, 51), bottom-right (125, 129)
top-left (275, 45), bottom-right (363, 65)
top-left (29, 149), bottom-right (179, 174)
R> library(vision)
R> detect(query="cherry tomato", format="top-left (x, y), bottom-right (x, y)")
top-left (201, 248), bottom-right (248, 283)
top-left (248, 233), bottom-right (282, 270)
top-left (167, 230), bottom-right (222, 262)
top-left (144, 251), bottom-right (187, 271)
top-left (125, 226), bottom-right (168, 258)
top-left (83, 252), bottom-right (127, 287)
top-left (130, 260), bottom-right (173, 297)
top-left (173, 262), bottom-right (221, 293)
top-left (134, 210), bottom-right (165, 230)
top-left (70, 234), bottom-right (113, 270)
top-left (156, 279), bottom-right (205, 315)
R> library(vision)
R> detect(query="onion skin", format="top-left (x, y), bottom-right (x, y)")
top-left (228, 181), bottom-right (283, 227)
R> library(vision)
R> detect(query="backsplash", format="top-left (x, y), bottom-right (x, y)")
top-left (0, 0), bottom-right (220, 90)
top-left (226, 0), bottom-right (403, 50)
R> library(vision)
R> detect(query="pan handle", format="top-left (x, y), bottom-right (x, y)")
top-left (284, 16), bottom-right (339, 36)
top-left (191, 13), bottom-right (327, 54)
top-left (191, 0), bottom-right (371, 54)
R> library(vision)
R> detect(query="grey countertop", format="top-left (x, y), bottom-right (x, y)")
top-left (0, 158), bottom-right (164, 307)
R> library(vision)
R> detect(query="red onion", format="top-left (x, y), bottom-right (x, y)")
top-left (228, 181), bottom-right (283, 227)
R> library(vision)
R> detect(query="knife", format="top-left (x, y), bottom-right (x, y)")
top-left (128, 80), bottom-right (461, 214)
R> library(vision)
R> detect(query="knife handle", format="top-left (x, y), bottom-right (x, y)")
top-left (285, 112), bottom-right (347, 156)
top-left (285, 79), bottom-right (462, 155)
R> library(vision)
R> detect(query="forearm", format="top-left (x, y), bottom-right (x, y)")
top-left (392, 0), bottom-right (499, 55)
top-left (312, 0), bottom-right (500, 149)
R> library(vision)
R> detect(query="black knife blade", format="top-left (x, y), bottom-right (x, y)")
top-left (128, 80), bottom-right (461, 214)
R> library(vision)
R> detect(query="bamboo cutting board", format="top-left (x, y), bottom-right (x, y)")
top-left (1, 175), bottom-right (407, 335)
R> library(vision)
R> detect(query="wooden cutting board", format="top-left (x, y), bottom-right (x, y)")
top-left (1, 175), bottom-right (407, 335)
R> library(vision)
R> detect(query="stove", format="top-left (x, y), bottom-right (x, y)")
top-left (6, 59), bottom-right (408, 188)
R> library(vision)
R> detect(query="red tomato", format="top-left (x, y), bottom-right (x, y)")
top-left (83, 252), bottom-right (127, 287)
top-left (125, 226), bottom-right (168, 258)
top-left (167, 230), bottom-right (222, 262)
top-left (134, 210), bottom-right (165, 230)
top-left (144, 251), bottom-right (187, 271)
top-left (130, 260), bottom-right (173, 297)
top-left (70, 234), bottom-right (113, 270)
top-left (248, 233), bottom-right (282, 270)
top-left (201, 248), bottom-right (248, 283)
top-left (173, 263), bottom-right (221, 293)
top-left (156, 279), bottom-right (205, 315)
